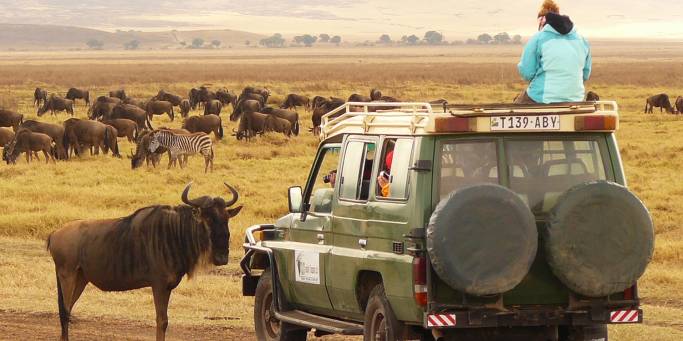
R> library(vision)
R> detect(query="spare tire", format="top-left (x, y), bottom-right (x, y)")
top-left (427, 184), bottom-right (537, 296)
top-left (545, 181), bottom-right (654, 297)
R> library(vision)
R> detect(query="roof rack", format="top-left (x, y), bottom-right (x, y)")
top-left (320, 101), bottom-right (619, 140)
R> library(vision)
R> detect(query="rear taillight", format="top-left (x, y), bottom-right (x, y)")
top-left (574, 115), bottom-right (618, 131)
top-left (623, 285), bottom-right (635, 300)
top-left (413, 255), bottom-right (427, 306)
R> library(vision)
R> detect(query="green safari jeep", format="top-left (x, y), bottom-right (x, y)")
top-left (241, 101), bottom-right (654, 341)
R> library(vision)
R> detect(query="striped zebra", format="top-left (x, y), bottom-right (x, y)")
top-left (148, 129), bottom-right (214, 173)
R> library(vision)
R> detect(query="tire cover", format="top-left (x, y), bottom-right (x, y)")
top-left (545, 181), bottom-right (654, 297)
top-left (427, 184), bottom-right (537, 296)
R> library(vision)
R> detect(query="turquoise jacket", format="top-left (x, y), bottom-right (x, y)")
top-left (518, 17), bottom-right (592, 103)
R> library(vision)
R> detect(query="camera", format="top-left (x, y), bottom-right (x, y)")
top-left (323, 175), bottom-right (332, 183)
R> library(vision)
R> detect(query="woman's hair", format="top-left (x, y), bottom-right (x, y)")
top-left (538, 0), bottom-right (560, 17)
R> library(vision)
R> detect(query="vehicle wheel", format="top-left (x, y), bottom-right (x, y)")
top-left (254, 269), bottom-right (308, 341)
top-left (559, 324), bottom-right (608, 341)
top-left (363, 284), bottom-right (405, 341)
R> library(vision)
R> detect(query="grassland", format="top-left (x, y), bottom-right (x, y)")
top-left (0, 44), bottom-right (681, 340)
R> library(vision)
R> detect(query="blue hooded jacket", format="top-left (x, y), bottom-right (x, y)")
top-left (518, 13), bottom-right (592, 103)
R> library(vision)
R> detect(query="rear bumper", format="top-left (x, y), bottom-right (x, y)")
top-left (423, 308), bottom-right (642, 329)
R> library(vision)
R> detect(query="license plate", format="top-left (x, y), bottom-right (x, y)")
top-left (491, 115), bottom-right (560, 131)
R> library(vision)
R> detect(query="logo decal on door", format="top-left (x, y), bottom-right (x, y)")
top-left (295, 250), bottom-right (320, 284)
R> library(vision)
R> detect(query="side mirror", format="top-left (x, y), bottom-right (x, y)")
top-left (288, 186), bottom-right (303, 213)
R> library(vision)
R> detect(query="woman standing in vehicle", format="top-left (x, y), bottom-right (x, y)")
top-left (515, 0), bottom-right (592, 104)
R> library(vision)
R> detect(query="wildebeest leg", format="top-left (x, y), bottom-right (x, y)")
top-left (152, 285), bottom-right (171, 341)
top-left (56, 269), bottom-right (88, 341)
top-left (43, 150), bottom-right (50, 164)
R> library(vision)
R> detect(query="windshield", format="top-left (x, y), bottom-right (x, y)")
top-left (439, 138), bottom-right (608, 213)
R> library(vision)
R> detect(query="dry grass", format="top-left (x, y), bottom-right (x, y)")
top-left (0, 43), bottom-right (681, 340)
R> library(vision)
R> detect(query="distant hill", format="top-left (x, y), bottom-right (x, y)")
top-left (0, 24), bottom-right (265, 50)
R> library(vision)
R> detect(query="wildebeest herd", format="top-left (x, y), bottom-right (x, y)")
top-left (2, 86), bottom-right (430, 173)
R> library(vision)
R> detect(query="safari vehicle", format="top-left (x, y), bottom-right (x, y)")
top-left (241, 101), bottom-right (654, 341)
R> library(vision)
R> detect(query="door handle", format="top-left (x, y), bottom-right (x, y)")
top-left (317, 234), bottom-right (325, 244)
top-left (358, 239), bottom-right (367, 248)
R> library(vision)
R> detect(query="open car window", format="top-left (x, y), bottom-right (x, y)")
top-left (339, 141), bottom-right (376, 201)
top-left (377, 138), bottom-right (414, 200)
top-left (307, 146), bottom-right (340, 214)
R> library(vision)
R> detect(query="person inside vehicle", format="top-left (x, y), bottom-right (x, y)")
top-left (324, 169), bottom-right (337, 187)
top-left (377, 140), bottom-right (395, 197)
top-left (515, 0), bottom-right (592, 104)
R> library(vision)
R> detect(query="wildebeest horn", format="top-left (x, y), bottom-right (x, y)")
top-left (224, 182), bottom-right (239, 207)
top-left (182, 182), bottom-right (214, 208)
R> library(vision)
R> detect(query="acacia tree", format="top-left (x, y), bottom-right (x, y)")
top-left (513, 35), bottom-right (523, 44)
top-left (211, 40), bottom-right (222, 48)
top-left (259, 33), bottom-right (285, 48)
top-left (319, 33), bottom-right (330, 43)
top-left (302, 34), bottom-right (317, 47)
top-left (423, 31), bottom-right (444, 45)
top-left (378, 34), bottom-right (392, 44)
top-left (86, 39), bottom-right (104, 50)
top-left (494, 32), bottom-right (511, 44)
top-left (191, 38), bottom-right (204, 48)
top-left (477, 33), bottom-right (493, 44)
top-left (330, 35), bottom-right (342, 46)
top-left (124, 40), bottom-right (139, 50)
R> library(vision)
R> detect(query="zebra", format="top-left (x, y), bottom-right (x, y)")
top-left (148, 129), bottom-right (214, 173)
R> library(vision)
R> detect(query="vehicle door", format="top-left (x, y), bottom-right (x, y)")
top-left (325, 136), bottom-right (381, 315)
top-left (282, 143), bottom-right (341, 313)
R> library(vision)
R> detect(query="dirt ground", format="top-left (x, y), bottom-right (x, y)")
top-left (0, 309), bottom-right (361, 341)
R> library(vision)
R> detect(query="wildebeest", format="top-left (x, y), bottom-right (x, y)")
top-left (189, 87), bottom-right (201, 109)
top-left (311, 98), bottom-right (345, 135)
top-left (88, 101), bottom-right (117, 120)
top-left (348, 93), bottom-right (372, 103)
top-left (216, 89), bottom-right (237, 108)
top-left (236, 111), bottom-right (269, 140)
top-left (102, 118), bottom-right (138, 142)
top-left (238, 92), bottom-right (265, 106)
top-left (131, 130), bottom-right (162, 169)
top-left (675, 96), bottom-right (683, 115)
top-left (97, 96), bottom-right (122, 105)
top-left (585, 91), bottom-right (600, 101)
top-left (109, 89), bottom-right (127, 100)
top-left (230, 99), bottom-right (262, 122)
top-left (111, 103), bottom-right (153, 130)
top-left (645, 94), bottom-right (674, 114)
top-left (244, 87), bottom-right (270, 102)
top-left (204, 100), bottom-right (223, 116)
top-left (182, 115), bottom-right (223, 139)
top-left (34, 87), bottom-right (48, 107)
top-left (146, 100), bottom-right (175, 122)
top-left (123, 97), bottom-right (147, 110)
top-left (264, 115), bottom-right (292, 137)
top-left (370, 88), bottom-right (383, 101)
top-left (198, 86), bottom-right (216, 105)
top-left (155, 90), bottom-right (183, 106)
top-left (65, 88), bottom-right (90, 106)
top-left (0, 109), bottom-right (24, 131)
top-left (179, 99), bottom-right (191, 118)
top-left (47, 182), bottom-right (242, 341)
top-left (261, 107), bottom-right (299, 136)
top-left (63, 118), bottom-right (120, 158)
top-left (3, 128), bottom-right (55, 164)
top-left (281, 94), bottom-right (310, 111)
top-left (0, 127), bottom-right (15, 147)
top-left (38, 95), bottom-right (74, 117)
top-left (20, 120), bottom-right (67, 160)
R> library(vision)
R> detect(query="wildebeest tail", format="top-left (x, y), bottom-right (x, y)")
top-left (293, 120), bottom-right (300, 136)
top-left (218, 116), bottom-right (224, 139)
top-left (56, 274), bottom-right (69, 335)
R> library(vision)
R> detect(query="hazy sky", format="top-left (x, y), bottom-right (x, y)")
top-left (3, 0), bottom-right (683, 39)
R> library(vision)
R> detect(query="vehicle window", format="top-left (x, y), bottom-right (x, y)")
top-left (505, 139), bottom-right (607, 213)
top-left (340, 141), bottom-right (376, 201)
top-left (439, 141), bottom-right (498, 200)
top-left (309, 147), bottom-right (340, 213)
top-left (377, 138), bottom-right (413, 199)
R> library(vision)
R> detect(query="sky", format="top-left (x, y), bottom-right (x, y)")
top-left (3, 0), bottom-right (683, 40)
